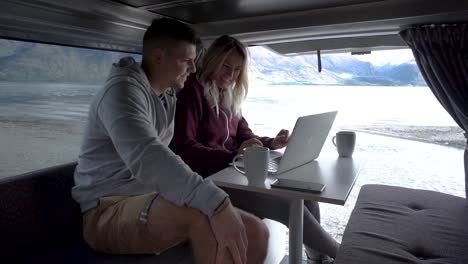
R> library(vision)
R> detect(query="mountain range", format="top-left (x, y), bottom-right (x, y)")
top-left (248, 46), bottom-right (425, 86)
top-left (0, 39), bottom-right (426, 86)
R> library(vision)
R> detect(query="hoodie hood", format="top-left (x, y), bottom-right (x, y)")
top-left (106, 57), bottom-right (152, 94)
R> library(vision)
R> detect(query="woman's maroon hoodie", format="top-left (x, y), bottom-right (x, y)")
top-left (170, 75), bottom-right (273, 177)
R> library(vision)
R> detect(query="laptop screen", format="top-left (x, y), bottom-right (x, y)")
top-left (277, 111), bottom-right (337, 174)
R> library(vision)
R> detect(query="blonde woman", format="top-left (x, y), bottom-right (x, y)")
top-left (171, 35), bottom-right (339, 263)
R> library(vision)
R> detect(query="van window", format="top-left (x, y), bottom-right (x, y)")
top-left (244, 46), bottom-right (465, 242)
top-left (0, 38), bottom-right (140, 179)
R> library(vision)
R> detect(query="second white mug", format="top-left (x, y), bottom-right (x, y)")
top-left (332, 131), bottom-right (356, 157)
top-left (232, 146), bottom-right (270, 185)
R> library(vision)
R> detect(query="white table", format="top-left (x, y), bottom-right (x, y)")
top-left (208, 152), bottom-right (366, 264)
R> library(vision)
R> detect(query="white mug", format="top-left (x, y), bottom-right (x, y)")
top-left (232, 146), bottom-right (270, 186)
top-left (332, 131), bottom-right (356, 157)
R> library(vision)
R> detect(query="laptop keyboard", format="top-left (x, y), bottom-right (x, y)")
top-left (268, 156), bottom-right (281, 172)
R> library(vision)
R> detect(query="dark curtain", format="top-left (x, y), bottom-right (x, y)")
top-left (399, 24), bottom-right (468, 198)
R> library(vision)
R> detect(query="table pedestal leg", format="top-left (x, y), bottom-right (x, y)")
top-left (289, 198), bottom-right (304, 264)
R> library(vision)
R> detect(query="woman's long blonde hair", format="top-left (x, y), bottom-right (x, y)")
top-left (198, 35), bottom-right (249, 117)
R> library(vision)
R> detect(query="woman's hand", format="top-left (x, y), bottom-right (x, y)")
top-left (271, 129), bottom-right (289, 149)
top-left (238, 138), bottom-right (263, 153)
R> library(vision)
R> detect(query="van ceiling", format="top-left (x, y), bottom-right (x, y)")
top-left (116, 0), bottom-right (380, 23)
top-left (1, 0), bottom-right (467, 55)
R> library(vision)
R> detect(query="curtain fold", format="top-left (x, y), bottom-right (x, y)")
top-left (400, 24), bottom-right (468, 198)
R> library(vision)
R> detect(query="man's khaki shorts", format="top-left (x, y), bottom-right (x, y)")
top-left (83, 193), bottom-right (185, 255)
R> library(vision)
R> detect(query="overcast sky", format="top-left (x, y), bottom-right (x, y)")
top-left (352, 49), bottom-right (415, 66)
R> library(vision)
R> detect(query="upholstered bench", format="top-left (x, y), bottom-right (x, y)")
top-left (335, 184), bottom-right (468, 264)
top-left (0, 162), bottom-right (193, 264)
top-left (0, 162), bottom-right (286, 264)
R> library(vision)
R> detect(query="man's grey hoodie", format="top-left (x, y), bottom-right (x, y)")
top-left (72, 57), bottom-right (227, 216)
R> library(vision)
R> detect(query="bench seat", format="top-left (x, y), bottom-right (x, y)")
top-left (335, 184), bottom-right (468, 264)
top-left (0, 162), bottom-right (193, 264)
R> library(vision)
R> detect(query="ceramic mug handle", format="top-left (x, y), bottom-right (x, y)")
top-left (332, 136), bottom-right (337, 147)
top-left (232, 154), bottom-right (246, 174)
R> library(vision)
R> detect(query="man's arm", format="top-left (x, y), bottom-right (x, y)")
top-left (97, 83), bottom-right (226, 216)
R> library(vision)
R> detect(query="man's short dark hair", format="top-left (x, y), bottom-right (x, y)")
top-left (143, 18), bottom-right (198, 53)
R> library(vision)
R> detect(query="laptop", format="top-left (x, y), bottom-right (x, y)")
top-left (233, 111), bottom-right (337, 175)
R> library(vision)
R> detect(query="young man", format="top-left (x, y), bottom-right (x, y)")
top-left (72, 18), bottom-right (268, 264)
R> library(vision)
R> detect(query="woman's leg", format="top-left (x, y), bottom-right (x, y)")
top-left (224, 187), bottom-right (339, 258)
top-left (304, 200), bottom-right (320, 223)
top-left (303, 200), bottom-right (321, 260)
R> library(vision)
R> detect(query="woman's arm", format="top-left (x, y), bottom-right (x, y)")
top-left (236, 117), bottom-right (274, 148)
top-left (171, 83), bottom-right (237, 177)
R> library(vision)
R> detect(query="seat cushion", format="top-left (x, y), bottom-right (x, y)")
top-left (20, 240), bottom-right (193, 264)
top-left (0, 163), bottom-right (194, 263)
top-left (0, 162), bottom-right (82, 258)
top-left (335, 184), bottom-right (468, 264)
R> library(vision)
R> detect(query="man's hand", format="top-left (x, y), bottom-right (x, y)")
top-left (238, 138), bottom-right (263, 153)
top-left (271, 129), bottom-right (289, 149)
top-left (210, 200), bottom-right (248, 264)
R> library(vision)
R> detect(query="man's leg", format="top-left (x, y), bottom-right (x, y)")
top-left (237, 209), bottom-right (270, 264)
top-left (83, 193), bottom-right (269, 263)
top-left (146, 195), bottom-right (219, 263)
top-left (83, 193), bottom-right (222, 262)
top-left (147, 196), bottom-right (269, 264)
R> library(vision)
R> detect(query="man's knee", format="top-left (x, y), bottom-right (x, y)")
top-left (186, 208), bottom-right (212, 234)
top-left (147, 196), bottom-right (210, 239)
top-left (251, 218), bottom-right (270, 252)
top-left (240, 210), bottom-right (270, 262)
top-left (168, 203), bottom-right (215, 244)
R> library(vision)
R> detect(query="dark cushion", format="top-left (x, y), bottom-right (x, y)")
top-left (21, 240), bottom-right (193, 264)
top-left (335, 184), bottom-right (468, 264)
top-left (0, 162), bottom-right (82, 258)
top-left (0, 162), bottom-right (193, 263)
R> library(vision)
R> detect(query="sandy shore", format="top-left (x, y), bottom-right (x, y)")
top-left (352, 124), bottom-right (465, 149)
top-left (321, 130), bottom-right (465, 240)
top-left (0, 120), bottom-right (83, 178)
top-left (288, 129), bottom-right (466, 257)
